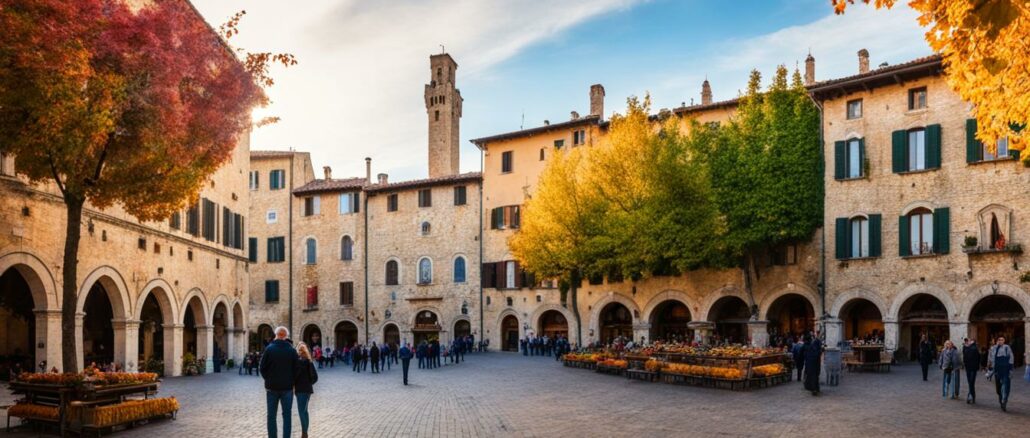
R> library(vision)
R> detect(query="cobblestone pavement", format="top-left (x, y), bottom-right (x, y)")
top-left (3, 353), bottom-right (1030, 437)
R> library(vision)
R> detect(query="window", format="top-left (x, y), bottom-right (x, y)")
top-left (385, 260), bottom-right (399, 285)
top-left (248, 237), bottom-right (258, 262)
top-left (490, 205), bottom-right (521, 230)
top-left (418, 258), bottom-right (433, 285)
top-left (435, 110), bottom-right (439, 121)
top-left (453, 186), bottom-right (467, 206)
top-left (138, 237), bottom-right (146, 250)
top-left (907, 208), bottom-right (934, 255)
top-left (849, 217), bottom-right (869, 258)
top-left (339, 193), bottom-right (359, 214)
top-left (506, 297), bottom-right (513, 306)
top-left (265, 280), bottom-right (280, 303)
top-left (573, 129), bottom-right (586, 145)
top-left (908, 87), bottom-right (927, 110)
top-left (269, 169), bottom-right (285, 190)
top-left (304, 238), bottom-right (317, 264)
top-left (306, 286), bottom-right (318, 309)
top-left (505, 261), bottom-right (516, 289)
top-left (187, 249), bottom-right (193, 261)
top-left (201, 198), bottom-right (216, 241)
top-left (222, 208), bottom-right (244, 249)
top-left (303, 196), bottom-right (321, 216)
top-left (554, 139), bottom-right (565, 149)
top-left (501, 151), bottom-right (513, 173)
top-left (908, 129), bottom-right (926, 171)
top-left (847, 139), bottom-right (863, 178)
top-left (266, 210), bottom-right (278, 224)
top-left (835, 215), bottom-right (882, 260)
top-left (153, 242), bottom-right (161, 254)
top-left (249, 170), bottom-right (259, 190)
top-left (340, 282), bottom-right (354, 306)
top-left (169, 212), bottom-right (181, 230)
top-left (267, 237), bottom-right (285, 263)
top-left (539, 148), bottom-right (545, 161)
top-left (536, 295), bottom-right (542, 303)
top-left (982, 137), bottom-right (1010, 161)
top-left (836, 138), bottom-right (865, 180)
top-left (387, 194), bottom-right (398, 212)
top-left (453, 256), bottom-right (466, 283)
top-left (421, 221), bottom-right (431, 236)
top-left (846, 99), bottom-right (863, 119)
top-left (486, 296), bottom-right (492, 306)
top-left (340, 236), bottom-right (354, 261)
top-left (187, 203), bottom-right (200, 236)
top-left (418, 189), bottom-right (432, 207)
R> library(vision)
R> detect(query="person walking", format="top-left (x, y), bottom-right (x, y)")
top-left (791, 338), bottom-right (804, 382)
top-left (370, 342), bottom-right (381, 373)
top-left (417, 341), bottom-right (426, 369)
top-left (362, 345), bottom-right (370, 371)
top-left (295, 343), bottom-right (318, 438)
top-left (962, 338), bottom-right (980, 404)
top-left (399, 342), bottom-right (413, 385)
top-left (313, 345), bottom-right (323, 369)
top-left (988, 336), bottom-right (1014, 411)
top-left (939, 340), bottom-right (961, 399)
top-left (382, 343), bottom-right (391, 371)
top-left (918, 335), bottom-right (934, 382)
top-left (802, 333), bottom-right (823, 396)
top-left (260, 326), bottom-right (298, 438)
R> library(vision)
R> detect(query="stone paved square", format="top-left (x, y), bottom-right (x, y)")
top-left (5, 353), bottom-right (1028, 437)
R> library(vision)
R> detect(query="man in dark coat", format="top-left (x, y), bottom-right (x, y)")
top-left (918, 335), bottom-right (935, 381)
top-left (260, 326), bottom-right (298, 438)
top-left (370, 342), bottom-right (381, 373)
top-left (791, 338), bottom-right (805, 382)
top-left (399, 342), bottom-right (413, 385)
top-left (417, 341), bottom-right (427, 369)
top-left (361, 345), bottom-right (370, 371)
top-left (352, 344), bottom-right (362, 373)
top-left (802, 333), bottom-right (823, 396)
top-left (962, 338), bottom-right (981, 404)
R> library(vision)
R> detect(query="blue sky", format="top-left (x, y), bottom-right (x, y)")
top-left (192, 0), bottom-right (930, 181)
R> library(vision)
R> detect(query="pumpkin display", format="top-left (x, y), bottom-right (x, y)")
top-left (8, 403), bottom-right (60, 420)
top-left (751, 363), bottom-right (785, 377)
top-left (69, 397), bottom-right (179, 428)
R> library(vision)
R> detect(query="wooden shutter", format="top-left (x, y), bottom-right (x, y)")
top-left (933, 207), bottom-right (950, 254)
top-left (868, 214), bottom-right (882, 257)
top-left (966, 119), bottom-right (981, 163)
top-left (926, 124), bottom-right (942, 169)
top-left (352, 193), bottom-right (360, 213)
top-left (834, 218), bottom-right (849, 259)
top-left (496, 262), bottom-right (506, 288)
top-left (858, 138), bottom-right (866, 177)
top-left (481, 263), bottom-right (496, 288)
top-left (892, 130), bottom-right (908, 173)
top-left (834, 141), bottom-right (846, 180)
top-left (512, 206), bottom-right (521, 229)
top-left (898, 215), bottom-right (911, 257)
top-left (513, 262), bottom-right (523, 288)
top-left (248, 238), bottom-right (258, 262)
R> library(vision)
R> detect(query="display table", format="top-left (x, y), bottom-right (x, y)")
top-left (844, 344), bottom-right (891, 372)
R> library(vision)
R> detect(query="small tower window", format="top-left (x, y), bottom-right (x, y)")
top-left (435, 110), bottom-right (439, 121)
top-left (421, 221), bottom-right (431, 235)
top-left (440, 95), bottom-right (444, 104)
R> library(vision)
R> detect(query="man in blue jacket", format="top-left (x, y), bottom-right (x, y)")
top-left (260, 326), bottom-right (298, 438)
top-left (399, 342), bottom-right (414, 385)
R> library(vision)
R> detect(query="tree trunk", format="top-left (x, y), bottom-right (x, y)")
top-left (570, 270), bottom-right (582, 348)
top-left (61, 196), bottom-right (85, 372)
top-left (742, 253), bottom-right (758, 319)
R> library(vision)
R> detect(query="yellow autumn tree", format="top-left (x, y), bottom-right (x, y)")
top-left (832, 0), bottom-right (1029, 153)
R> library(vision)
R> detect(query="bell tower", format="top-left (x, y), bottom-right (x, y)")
top-left (425, 53), bottom-right (462, 178)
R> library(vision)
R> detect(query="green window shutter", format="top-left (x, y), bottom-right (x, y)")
top-left (834, 141), bottom-right (846, 180)
top-left (933, 207), bottom-right (950, 254)
top-left (966, 118), bottom-right (981, 163)
top-left (926, 124), bottom-right (942, 169)
top-left (868, 214), bottom-right (882, 257)
top-left (892, 130), bottom-right (908, 173)
top-left (1012, 149), bottom-right (1021, 160)
top-left (835, 218), bottom-right (849, 260)
top-left (858, 138), bottom-right (866, 177)
top-left (898, 215), bottom-right (911, 257)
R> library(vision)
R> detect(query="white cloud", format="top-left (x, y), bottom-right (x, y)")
top-left (190, 0), bottom-right (643, 181)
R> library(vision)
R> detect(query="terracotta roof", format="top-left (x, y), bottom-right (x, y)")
top-left (251, 150), bottom-right (300, 159)
top-left (292, 177), bottom-right (366, 196)
top-left (470, 115), bottom-right (601, 147)
top-left (672, 97), bottom-right (741, 116)
top-left (808, 54), bottom-right (942, 100)
top-left (364, 172), bottom-right (482, 194)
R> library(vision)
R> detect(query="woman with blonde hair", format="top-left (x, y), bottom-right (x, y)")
top-left (294, 342), bottom-right (318, 438)
top-left (938, 339), bottom-right (961, 399)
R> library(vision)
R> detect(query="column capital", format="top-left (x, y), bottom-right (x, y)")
top-left (882, 317), bottom-right (898, 324)
top-left (196, 324), bottom-right (214, 331)
top-left (33, 309), bottom-right (62, 316)
top-left (162, 323), bottom-right (185, 330)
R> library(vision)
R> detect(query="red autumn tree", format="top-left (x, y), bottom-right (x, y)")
top-left (0, 0), bottom-right (271, 372)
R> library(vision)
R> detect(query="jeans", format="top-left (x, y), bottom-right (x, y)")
top-left (942, 369), bottom-right (960, 397)
top-left (296, 392), bottom-right (311, 435)
top-left (266, 390), bottom-right (293, 438)
top-left (995, 374), bottom-right (1011, 404)
top-left (965, 369), bottom-right (977, 399)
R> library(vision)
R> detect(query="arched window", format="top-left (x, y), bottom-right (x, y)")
top-left (386, 260), bottom-right (398, 285)
top-left (305, 238), bottom-right (317, 265)
top-left (340, 236), bottom-right (353, 261)
top-left (907, 207), bottom-right (933, 255)
top-left (453, 256), bottom-right (466, 283)
top-left (506, 297), bottom-right (513, 306)
top-left (990, 213), bottom-right (1003, 249)
top-left (849, 216), bottom-right (869, 258)
top-left (418, 257), bottom-right (432, 285)
top-left (421, 221), bottom-right (431, 236)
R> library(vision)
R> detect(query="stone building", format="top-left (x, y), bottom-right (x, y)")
top-left (0, 3), bottom-right (250, 377)
top-left (813, 52), bottom-right (1029, 364)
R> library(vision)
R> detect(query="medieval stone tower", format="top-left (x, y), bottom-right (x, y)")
top-left (425, 53), bottom-right (462, 178)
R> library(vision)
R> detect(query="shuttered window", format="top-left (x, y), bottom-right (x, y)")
top-left (386, 260), bottom-right (399, 285)
top-left (267, 237), bottom-right (285, 262)
top-left (202, 198), bottom-right (216, 241)
top-left (269, 169), bottom-right (285, 190)
top-left (248, 237), bottom-right (258, 262)
top-left (836, 215), bottom-right (881, 259)
top-left (340, 282), bottom-right (354, 306)
top-left (453, 186), bottom-right (467, 206)
top-left (418, 189), bottom-right (432, 207)
top-left (265, 280), bottom-right (280, 303)
top-left (387, 194), bottom-right (398, 212)
top-left (490, 206), bottom-right (521, 230)
top-left (501, 151), bottom-right (513, 173)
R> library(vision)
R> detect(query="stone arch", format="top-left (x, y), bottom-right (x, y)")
top-left (179, 288), bottom-right (210, 326)
top-left (588, 292), bottom-right (640, 331)
top-left (976, 204), bottom-right (1012, 249)
top-left (495, 308), bottom-right (521, 329)
top-left (758, 285), bottom-right (820, 321)
top-left (829, 287), bottom-right (889, 319)
top-left (699, 285), bottom-right (749, 322)
top-left (642, 290), bottom-right (698, 323)
top-left (958, 281), bottom-right (1030, 321)
top-left (889, 283), bottom-right (959, 321)
top-left (900, 200), bottom-right (936, 217)
top-left (77, 265), bottom-right (131, 320)
top-left (210, 294), bottom-right (234, 328)
top-left (302, 235), bottom-right (318, 265)
top-left (530, 304), bottom-right (576, 333)
top-left (417, 256), bottom-right (434, 284)
top-left (0, 251), bottom-right (58, 310)
top-left (135, 278), bottom-right (178, 323)
top-left (412, 306), bottom-right (444, 327)
top-left (379, 321), bottom-right (400, 345)
top-left (231, 300), bottom-right (245, 330)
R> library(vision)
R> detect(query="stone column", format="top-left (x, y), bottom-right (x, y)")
top-left (164, 323), bottom-right (183, 377)
top-left (142, 321), bottom-right (156, 360)
top-left (74, 312), bottom-right (85, 371)
top-left (883, 317), bottom-right (899, 354)
top-left (196, 324), bottom-right (214, 373)
top-left (688, 321), bottom-right (714, 346)
top-left (34, 309), bottom-right (62, 372)
top-left (747, 320), bottom-right (770, 348)
top-left (1025, 317), bottom-right (1030, 365)
top-left (948, 320), bottom-right (968, 349)
top-left (632, 323), bottom-right (651, 344)
top-left (113, 319), bottom-right (141, 372)
top-left (823, 317), bottom-right (843, 349)
top-left (226, 328), bottom-right (237, 365)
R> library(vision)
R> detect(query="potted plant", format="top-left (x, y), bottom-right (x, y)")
top-left (962, 235), bottom-right (978, 253)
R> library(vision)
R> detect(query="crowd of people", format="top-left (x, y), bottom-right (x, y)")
top-left (927, 335), bottom-right (1022, 411)
top-left (519, 334), bottom-right (572, 359)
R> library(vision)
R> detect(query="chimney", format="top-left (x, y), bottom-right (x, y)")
top-left (589, 84), bottom-right (605, 120)
top-left (323, 166), bottom-right (332, 180)
top-left (365, 157), bottom-right (371, 183)
top-left (377, 173), bottom-right (388, 185)
top-left (543, 120), bottom-right (550, 126)
top-left (804, 53), bottom-right (816, 85)
top-left (701, 79), bottom-right (713, 105)
top-left (570, 111), bottom-right (580, 121)
top-left (858, 49), bottom-right (870, 74)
